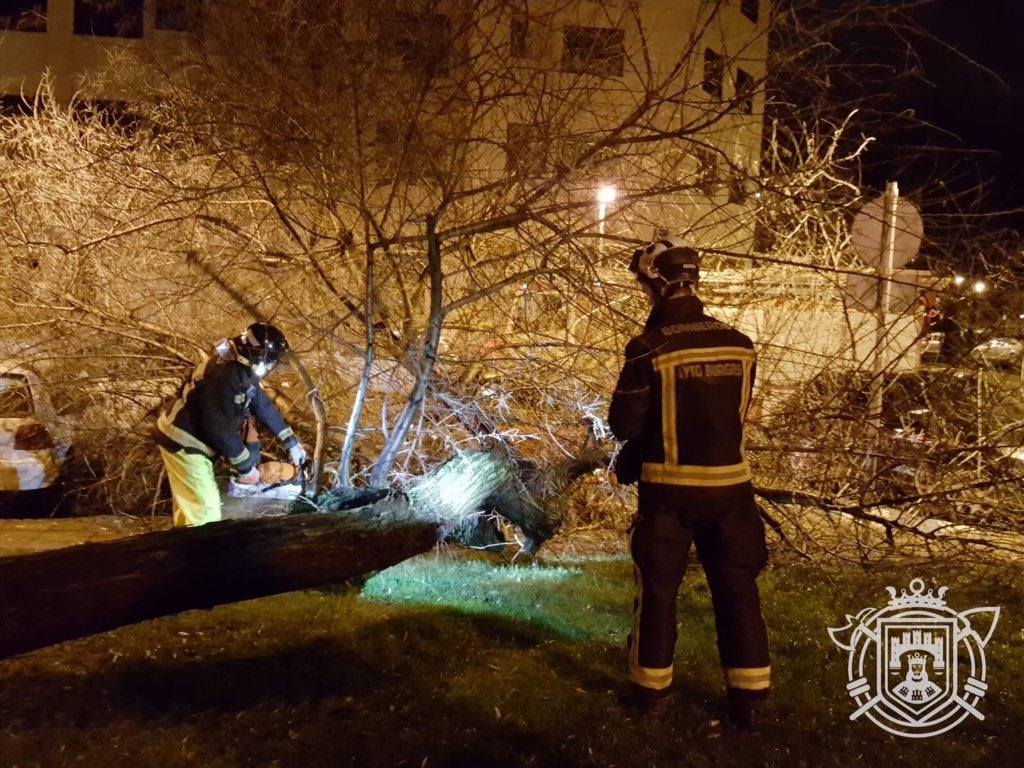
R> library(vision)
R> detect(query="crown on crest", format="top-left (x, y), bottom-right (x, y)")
top-left (885, 578), bottom-right (948, 609)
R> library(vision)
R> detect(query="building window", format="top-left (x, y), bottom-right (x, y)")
top-left (388, 13), bottom-right (452, 77)
top-left (0, 2), bottom-right (46, 32)
top-left (753, 220), bottom-right (775, 253)
top-left (561, 25), bottom-right (625, 78)
top-left (703, 48), bottom-right (724, 98)
top-left (510, 14), bottom-right (554, 62)
top-left (73, 0), bottom-right (143, 38)
top-left (741, 0), bottom-right (759, 24)
top-left (505, 122), bottom-right (547, 176)
top-left (735, 68), bottom-right (754, 114)
top-left (510, 17), bottom-right (529, 58)
top-left (727, 174), bottom-right (747, 205)
top-left (154, 0), bottom-right (201, 32)
top-left (373, 121), bottom-right (435, 180)
top-left (0, 94), bottom-right (34, 116)
top-left (72, 99), bottom-right (141, 133)
top-left (694, 147), bottom-right (718, 195)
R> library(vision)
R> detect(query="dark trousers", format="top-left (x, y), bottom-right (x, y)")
top-left (628, 490), bottom-right (770, 697)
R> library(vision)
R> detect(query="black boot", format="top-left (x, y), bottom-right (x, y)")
top-left (726, 700), bottom-right (761, 734)
top-left (725, 687), bottom-right (768, 734)
top-left (622, 683), bottom-right (674, 719)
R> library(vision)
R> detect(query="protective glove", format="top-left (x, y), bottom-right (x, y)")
top-left (613, 440), bottom-right (643, 486)
top-left (288, 443), bottom-right (308, 466)
top-left (237, 466), bottom-right (261, 484)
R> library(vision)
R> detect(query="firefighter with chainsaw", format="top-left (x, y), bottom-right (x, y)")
top-left (155, 322), bottom-right (307, 528)
top-left (608, 238), bottom-right (770, 732)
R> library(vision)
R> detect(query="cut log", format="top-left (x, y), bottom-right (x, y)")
top-left (0, 514), bottom-right (437, 660)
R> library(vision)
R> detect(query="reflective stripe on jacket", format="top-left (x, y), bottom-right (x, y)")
top-left (609, 295), bottom-right (756, 495)
top-left (156, 352), bottom-right (295, 473)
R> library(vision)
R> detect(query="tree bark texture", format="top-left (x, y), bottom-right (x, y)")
top-left (0, 448), bottom-right (605, 660)
top-left (0, 514), bottom-right (437, 660)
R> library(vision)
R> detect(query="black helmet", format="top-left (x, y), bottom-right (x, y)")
top-left (235, 322), bottom-right (289, 369)
top-left (629, 237), bottom-right (700, 290)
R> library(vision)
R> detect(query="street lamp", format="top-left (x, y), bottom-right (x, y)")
top-left (973, 279), bottom-right (987, 294)
top-left (596, 185), bottom-right (617, 235)
top-left (953, 274), bottom-right (965, 287)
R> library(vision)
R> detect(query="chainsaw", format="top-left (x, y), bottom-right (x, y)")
top-left (227, 460), bottom-right (310, 500)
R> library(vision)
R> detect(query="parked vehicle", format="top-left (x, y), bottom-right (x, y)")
top-left (0, 367), bottom-right (73, 516)
top-left (753, 365), bottom-right (1024, 517)
top-left (970, 337), bottom-right (1023, 369)
top-left (918, 331), bottom-right (945, 363)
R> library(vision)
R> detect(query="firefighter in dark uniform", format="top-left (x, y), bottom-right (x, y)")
top-left (155, 323), bottom-right (307, 527)
top-left (609, 239), bottom-right (770, 731)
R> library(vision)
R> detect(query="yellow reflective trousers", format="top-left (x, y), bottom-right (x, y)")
top-left (158, 446), bottom-right (221, 527)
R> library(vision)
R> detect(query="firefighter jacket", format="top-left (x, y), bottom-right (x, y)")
top-left (155, 351), bottom-right (298, 474)
top-left (609, 295), bottom-right (756, 501)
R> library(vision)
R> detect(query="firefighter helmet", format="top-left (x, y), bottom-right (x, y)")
top-left (235, 323), bottom-right (290, 373)
top-left (629, 238), bottom-right (701, 290)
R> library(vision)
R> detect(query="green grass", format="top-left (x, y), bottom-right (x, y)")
top-left (1, 546), bottom-right (1021, 767)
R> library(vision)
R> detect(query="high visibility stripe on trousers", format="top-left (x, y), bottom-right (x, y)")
top-left (628, 562), bottom-right (772, 694)
top-left (725, 666), bottom-right (772, 692)
top-left (628, 561), bottom-right (674, 690)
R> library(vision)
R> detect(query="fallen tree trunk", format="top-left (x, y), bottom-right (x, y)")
top-left (0, 449), bottom-right (524, 660)
top-left (0, 447), bottom-right (593, 660)
top-left (0, 514), bottom-right (438, 660)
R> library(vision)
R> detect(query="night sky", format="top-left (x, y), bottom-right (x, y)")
top-left (852, 0), bottom-right (1024, 237)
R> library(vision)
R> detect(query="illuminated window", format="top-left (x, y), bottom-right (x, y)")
top-left (0, 1), bottom-right (45, 31)
top-left (73, 0), bottom-right (143, 38)
top-left (561, 25), bottom-right (624, 77)
top-left (703, 48), bottom-right (724, 98)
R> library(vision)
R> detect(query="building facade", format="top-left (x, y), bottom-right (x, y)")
top-left (1, 1), bottom-right (191, 106)
top-left (2, 0), bottom-right (770, 255)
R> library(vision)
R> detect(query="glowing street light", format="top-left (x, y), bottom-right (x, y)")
top-left (596, 185), bottom-right (617, 235)
top-left (973, 279), bottom-right (987, 294)
top-left (953, 274), bottom-right (965, 286)
top-left (596, 184), bottom-right (617, 208)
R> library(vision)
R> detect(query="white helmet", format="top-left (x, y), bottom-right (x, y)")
top-left (629, 238), bottom-right (701, 290)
